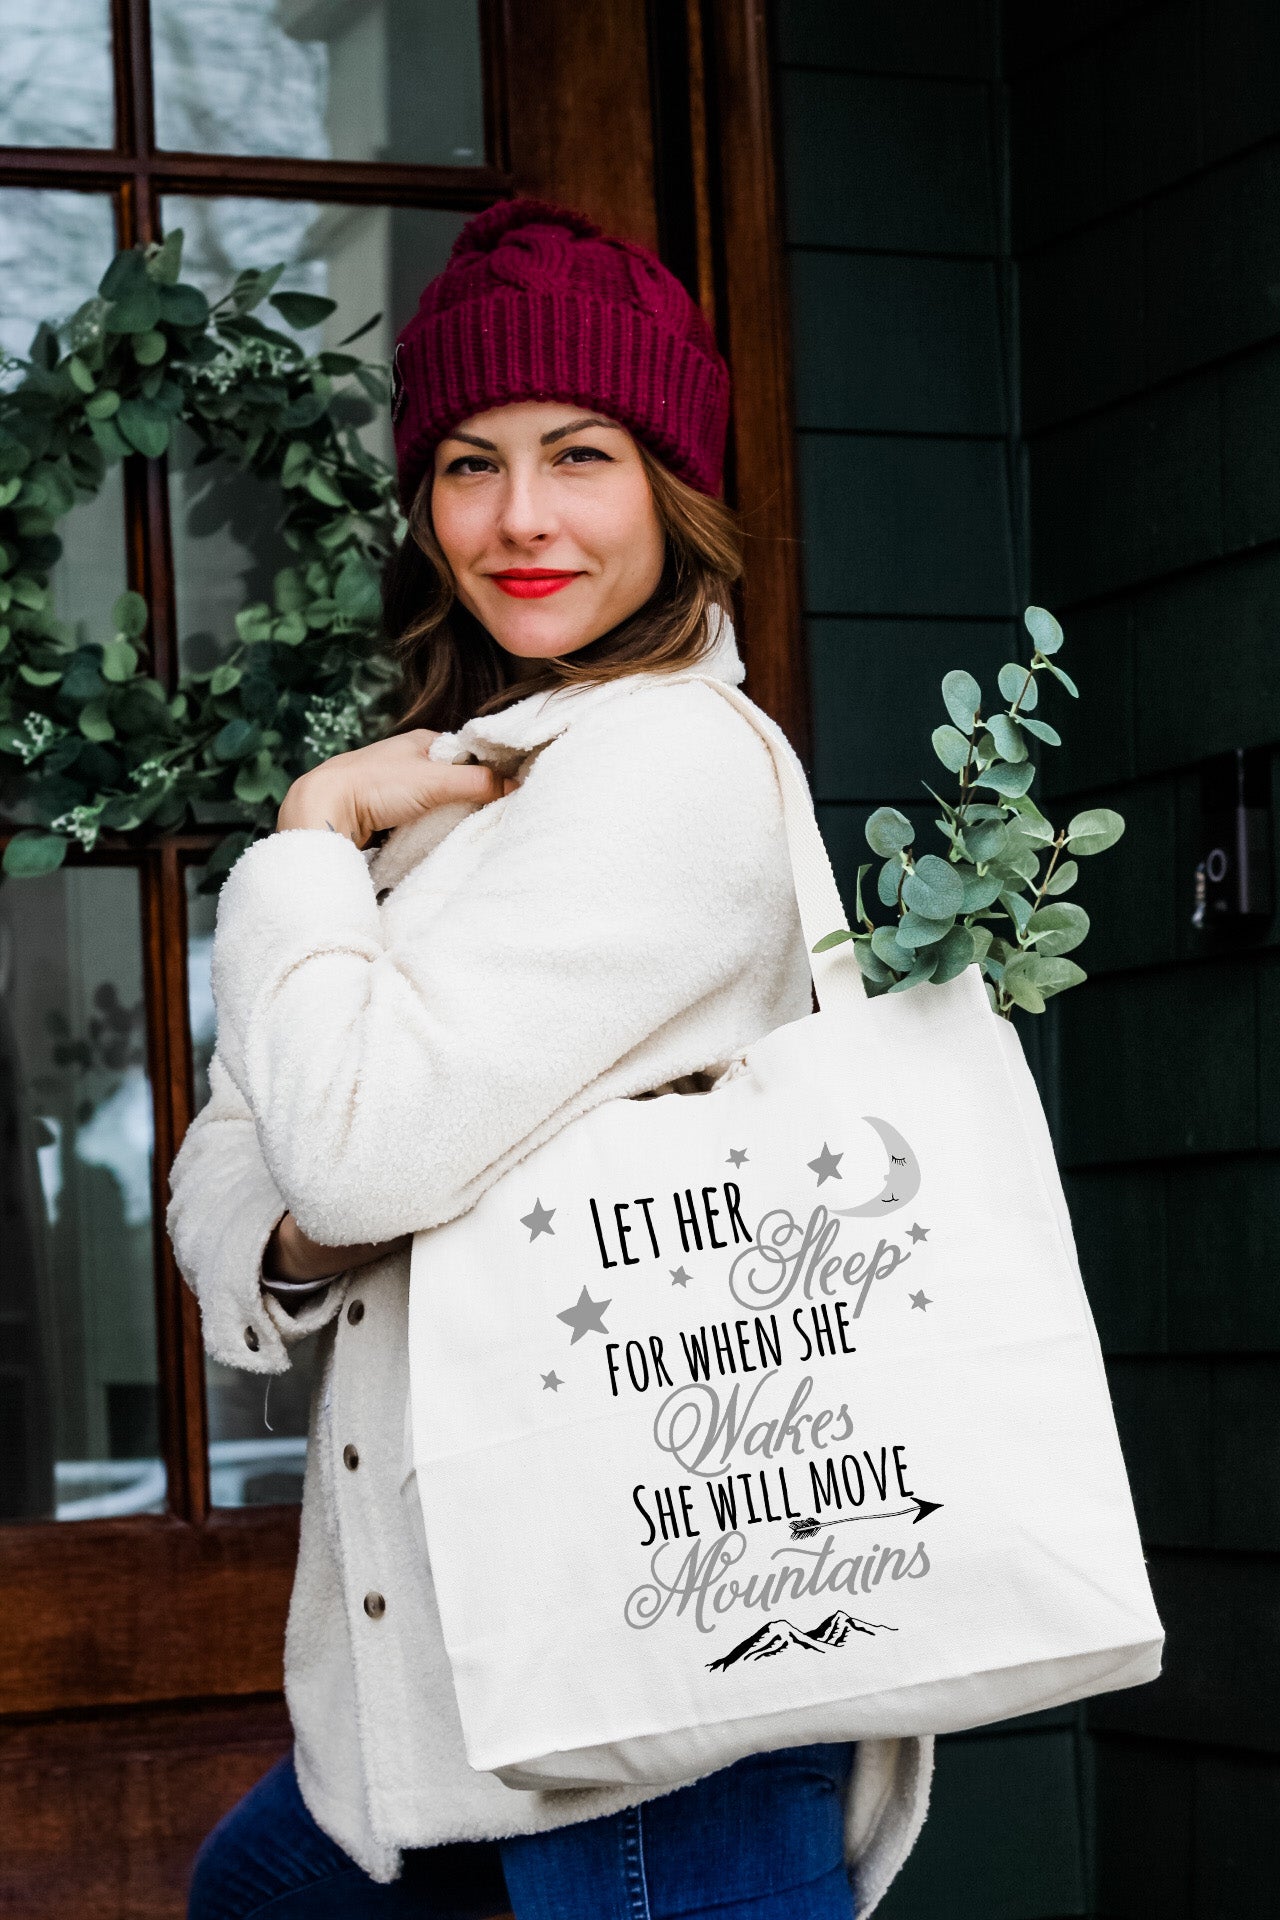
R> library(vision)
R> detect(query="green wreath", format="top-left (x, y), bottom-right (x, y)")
top-left (0, 228), bottom-right (402, 887)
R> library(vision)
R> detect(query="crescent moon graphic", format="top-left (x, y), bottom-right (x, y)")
top-left (831, 1116), bottom-right (921, 1218)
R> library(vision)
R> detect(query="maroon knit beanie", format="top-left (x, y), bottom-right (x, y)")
top-left (391, 198), bottom-right (730, 506)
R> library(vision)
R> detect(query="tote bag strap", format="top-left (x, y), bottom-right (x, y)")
top-left (682, 674), bottom-right (866, 1015)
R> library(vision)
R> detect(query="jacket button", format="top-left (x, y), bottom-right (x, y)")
top-left (363, 1590), bottom-right (386, 1619)
top-left (244, 1325), bottom-right (260, 1352)
top-left (347, 1299), bottom-right (364, 1325)
top-left (343, 1444), bottom-right (359, 1471)
top-left (375, 885), bottom-right (392, 904)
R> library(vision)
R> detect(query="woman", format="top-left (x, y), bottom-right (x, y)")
top-left (169, 199), bottom-right (932, 1920)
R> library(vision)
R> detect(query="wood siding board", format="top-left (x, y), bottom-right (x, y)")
top-left (1087, 1549), bottom-right (1280, 1755)
top-left (1106, 1356), bottom-right (1215, 1548)
top-left (1036, 596), bottom-right (1137, 801)
top-left (778, 70), bottom-right (999, 256)
top-left (1166, 1153), bottom-right (1280, 1353)
top-left (1201, 0), bottom-right (1280, 165)
top-left (808, 616), bottom-right (1015, 803)
top-left (1057, 959), bottom-right (1258, 1167)
top-left (774, 0), bottom-right (1000, 80)
top-left (874, 1728), bottom-right (1088, 1920)
top-left (798, 433), bottom-right (1017, 617)
top-left (1131, 547), bottom-right (1280, 777)
top-left (1190, 1747), bottom-right (1280, 1917)
top-left (1092, 1733), bottom-right (1196, 1920)
top-left (789, 252), bottom-right (1009, 436)
top-left (1059, 776), bottom-right (1178, 977)
top-left (1144, 145), bottom-right (1280, 385)
top-left (1064, 1165), bottom-right (1169, 1356)
top-left (1018, 210), bottom-right (1145, 434)
top-left (1029, 374), bottom-right (1224, 608)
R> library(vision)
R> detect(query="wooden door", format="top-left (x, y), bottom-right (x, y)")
top-left (0, 4), bottom-right (799, 1912)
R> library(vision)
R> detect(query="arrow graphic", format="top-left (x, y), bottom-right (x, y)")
top-left (789, 1496), bottom-right (943, 1540)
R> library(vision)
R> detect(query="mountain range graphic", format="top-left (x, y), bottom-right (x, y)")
top-left (706, 1610), bottom-right (897, 1673)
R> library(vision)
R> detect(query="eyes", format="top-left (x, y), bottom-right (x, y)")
top-left (441, 444), bottom-right (615, 477)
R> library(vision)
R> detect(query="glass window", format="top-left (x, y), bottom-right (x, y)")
top-left (0, 189), bottom-right (117, 373)
top-left (0, 866), bottom-right (166, 1521)
top-left (184, 863), bottom-right (318, 1507)
top-left (162, 195), bottom-right (464, 675)
top-left (0, 0), bottom-right (114, 150)
top-left (151, 0), bottom-right (484, 167)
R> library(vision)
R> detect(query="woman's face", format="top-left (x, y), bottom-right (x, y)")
top-left (430, 400), bottom-right (666, 670)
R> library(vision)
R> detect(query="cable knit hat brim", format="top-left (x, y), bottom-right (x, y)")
top-left (392, 199), bottom-right (731, 504)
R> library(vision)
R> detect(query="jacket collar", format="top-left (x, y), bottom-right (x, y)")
top-left (367, 610), bottom-right (746, 892)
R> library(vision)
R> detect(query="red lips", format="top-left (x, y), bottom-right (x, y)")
top-left (487, 569), bottom-right (583, 599)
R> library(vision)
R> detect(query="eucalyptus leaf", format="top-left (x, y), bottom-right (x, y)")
top-left (1067, 806), bottom-right (1125, 856)
top-left (901, 852), bottom-right (964, 919)
top-left (1024, 605), bottom-right (1064, 654)
top-left (865, 806), bottom-right (915, 857)
top-left (1043, 658), bottom-right (1079, 697)
top-left (1044, 858), bottom-right (1079, 895)
top-left (813, 928), bottom-right (855, 951)
top-left (931, 923), bottom-right (975, 983)
top-left (116, 399), bottom-right (169, 457)
top-left (100, 638), bottom-right (138, 682)
top-left (888, 949), bottom-right (940, 992)
top-left (2, 828), bottom-right (68, 876)
top-left (1027, 901), bottom-right (1090, 956)
top-left (113, 590), bottom-right (148, 638)
top-left (78, 699), bottom-right (115, 741)
top-left (854, 941), bottom-right (895, 988)
top-left (973, 759), bottom-right (1036, 798)
top-left (272, 290), bottom-right (339, 331)
top-left (157, 283), bottom-right (210, 328)
top-left (931, 723), bottom-right (971, 772)
top-left (960, 869), bottom-right (1003, 911)
top-left (942, 668), bottom-right (982, 732)
top-left (985, 711), bottom-right (1028, 763)
top-left (1001, 955), bottom-right (1046, 1014)
top-left (898, 908), bottom-right (955, 949)
top-left (966, 819), bottom-right (1008, 864)
top-left (877, 858), bottom-right (903, 908)
top-left (967, 924), bottom-right (993, 966)
top-left (853, 860), bottom-right (871, 927)
top-left (1018, 715), bottom-right (1060, 746)
top-left (1001, 889), bottom-right (1032, 935)
top-left (870, 924), bottom-right (914, 973)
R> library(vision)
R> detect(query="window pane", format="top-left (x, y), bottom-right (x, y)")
top-left (184, 863), bottom-right (318, 1508)
top-left (0, 188), bottom-right (117, 373)
top-left (0, 0), bottom-right (114, 150)
top-left (0, 866), bottom-right (166, 1521)
top-left (152, 0), bottom-right (484, 166)
top-left (0, 191), bottom-right (127, 828)
top-left (162, 195), bottom-right (464, 677)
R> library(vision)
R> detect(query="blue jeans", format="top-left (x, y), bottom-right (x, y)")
top-left (188, 1744), bottom-right (856, 1919)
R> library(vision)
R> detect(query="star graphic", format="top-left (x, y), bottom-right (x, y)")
top-left (670, 1266), bottom-right (693, 1287)
top-left (808, 1142), bottom-right (843, 1185)
top-left (520, 1198), bottom-right (556, 1240)
top-left (541, 1371), bottom-right (564, 1392)
top-left (908, 1222), bottom-right (930, 1244)
top-left (909, 1291), bottom-right (933, 1311)
top-left (726, 1147), bottom-right (749, 1167)
top-left (556, 1287), bottom-right (611, 1343)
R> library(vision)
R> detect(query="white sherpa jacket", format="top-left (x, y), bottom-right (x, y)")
top-left (165, 612), bottom-right (933, 1912)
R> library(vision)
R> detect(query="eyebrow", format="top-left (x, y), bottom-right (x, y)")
top-left (443, 416), bottom-right (621, 453)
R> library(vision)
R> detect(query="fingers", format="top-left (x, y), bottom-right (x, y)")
top-left (442, 763), bottom-right (509, 803)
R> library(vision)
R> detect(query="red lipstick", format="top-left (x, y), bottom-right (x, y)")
top-left (488, 569), bottom-right (582, 599)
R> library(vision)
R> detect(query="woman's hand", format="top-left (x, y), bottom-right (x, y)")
top-left (277, 729), bottom-right (516, 846)
top-left (263, 1210), bottom-right (412, 1284)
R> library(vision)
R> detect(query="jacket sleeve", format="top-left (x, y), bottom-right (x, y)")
top-left (165, 1047), bottom-right (348, 1372)
top-left (207, 679), bottom-right (798, 1248)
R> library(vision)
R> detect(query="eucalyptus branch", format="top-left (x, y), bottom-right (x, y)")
top-left (812, 606), bottom-right (1125, 1018)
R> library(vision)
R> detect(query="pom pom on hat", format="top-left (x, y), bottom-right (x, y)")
top-left (392, 198), bottom-right (730, 505)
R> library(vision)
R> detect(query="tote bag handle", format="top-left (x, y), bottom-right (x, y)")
top-left (684, 674), bottom-right (866, 1015)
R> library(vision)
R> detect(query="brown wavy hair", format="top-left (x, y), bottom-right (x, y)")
top-left (381, 441), bottom-right (743, 737)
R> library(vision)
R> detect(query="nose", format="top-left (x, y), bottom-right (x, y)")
top-left (494, 463), bottom-right (557, 549)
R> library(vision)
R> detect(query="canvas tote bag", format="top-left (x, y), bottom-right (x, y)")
top-left (408, 674), bottom-right (1163, 1791)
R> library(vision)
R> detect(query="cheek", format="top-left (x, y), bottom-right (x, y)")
top-left (581, 471), bottom-right (664, 590)
top-left (430, 482), bottom-right (487, 571)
